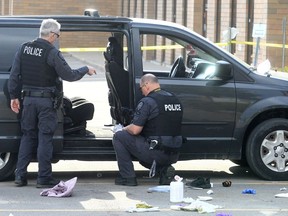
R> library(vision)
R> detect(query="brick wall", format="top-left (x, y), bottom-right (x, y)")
top-left (1, 0), bottom-right (121, 16)
top-left (186, 0), bottom-right (195, 31)
top-left (234, 1), bottom-right (248, 62)
top-left (0, 0), bottom-right (121, 50)
top-left (267, 0), bottom-right (288, 68)
top-left (206, 0), bottom-right (216, 42)
top-left (192, 1), bottom-right (203, 34)
top-left (253, 0), bottom-right (268, 66)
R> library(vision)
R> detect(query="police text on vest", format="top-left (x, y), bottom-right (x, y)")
top-left (164, 104), bottom-right (181, 111)
top-left (23, 46), bottom-right (43, 57)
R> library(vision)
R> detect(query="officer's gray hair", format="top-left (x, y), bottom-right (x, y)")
top-left (140, 73), bottom-right (159, 85)
top-left (39, 19), bottom-right (61, 37)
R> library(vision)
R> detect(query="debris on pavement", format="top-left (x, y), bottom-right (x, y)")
top-left (275, 193), bottom-right (288, 198)
top-left (170, 199), bottom-right (222, 213)
top-left (182, 197), bottom-right (195, 203)
top-left (127, 202), bottom-right (160, 213)
top-left (197, 196), bottom-right (213, 201)
top-left (207, 189), bottom-right (214, 195)
top-left (280, 187), bottom-right (287, 191)
top-left (147, 185), bottom-right (170, 193)
top-left (185, 176), bottom-right (212, 189)
top-left (216, 213), bottom-right (232, 216)
top-left (242, 189), bottom-right (256, 194)
top-left (40, 177), bottom-right (77, 197)
top-left (222, 180), bottom-right (232, 187)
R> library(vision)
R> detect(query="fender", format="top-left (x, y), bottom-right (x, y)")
top-left (234, 95), bottom-right (288, 145)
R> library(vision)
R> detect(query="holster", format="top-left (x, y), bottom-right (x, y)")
top-left (53, 90), bottom-right (63, 110)
top-left (148, 138), bottom-right (160, 150)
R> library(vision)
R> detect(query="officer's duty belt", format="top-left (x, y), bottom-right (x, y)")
top-left (22, 90), bottom-right (54, 98)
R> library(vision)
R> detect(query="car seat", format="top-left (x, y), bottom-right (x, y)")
top-left (192, 62), bottom-right (214, 79)
top-left (63, 96), bottom-right (95, 136)
top-left (103, 36), bottom-right (133, 126)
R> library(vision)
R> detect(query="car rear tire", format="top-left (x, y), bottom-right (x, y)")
top-left (246, 118), bottom-right (288, 180)
top-left (0, 152), bottom-right (17, 181)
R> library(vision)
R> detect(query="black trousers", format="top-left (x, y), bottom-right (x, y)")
top-left (16, 96), bottom-right (57, 182)
top-left (112, 130), bottom-right (179, 178)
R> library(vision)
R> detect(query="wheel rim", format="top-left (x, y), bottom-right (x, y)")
top-left (261, 130), bottom-right (288, 172)
top-left (0, 152), bottom-right (10, 169)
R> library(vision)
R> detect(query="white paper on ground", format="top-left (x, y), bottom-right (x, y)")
top-left (275, 193), bottom-right (288, 198)
top-left (127, 207), bottom-right (160, 212)
top-left (197, 196), bottom-right (213, 201)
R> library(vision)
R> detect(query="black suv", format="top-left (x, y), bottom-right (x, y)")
top-left (1, 10), bottom-right (288, 181)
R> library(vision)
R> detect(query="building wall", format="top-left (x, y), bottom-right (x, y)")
top-left (1, 0), bottom-right (288, 68)
top-left (267, 0), bottom-right (288, 68)
top-left (121, 0), bottom-right (288, 68)
top-left (0, 0), bottom-right (121, 49)
top-left (192, 1), bottom-right (203, 35)
top-left (252, 0), bottom-right (268, 66)
top-left (0, 0), bottom-right (121, 16)
top-left (234, 1), bottom-right (249, 62)
top-left (206, 0), bottom-right (216, 42)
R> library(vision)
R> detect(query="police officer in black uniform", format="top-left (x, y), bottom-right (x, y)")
top-left (113, 73), bottom-right (183, 186)
top-left (8, 19), bottom-right (96, 188)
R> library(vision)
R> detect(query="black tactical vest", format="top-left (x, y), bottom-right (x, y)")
top-left (20, 40), bottom-right (57, 87)
top-left (142, 90), bottom-right (183, 150)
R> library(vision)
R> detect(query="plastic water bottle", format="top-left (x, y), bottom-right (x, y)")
top-left (170, 176), bottom-right (183, 202)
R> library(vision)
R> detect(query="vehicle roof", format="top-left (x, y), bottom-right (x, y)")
top-left (0, 15), bottom-right (131, 25)
top-left (0, 14), bottom-right (189, 30)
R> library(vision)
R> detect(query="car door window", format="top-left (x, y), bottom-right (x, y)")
top-left (140, 33), bottom-right (223, 80)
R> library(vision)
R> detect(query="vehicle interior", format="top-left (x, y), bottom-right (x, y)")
top-left (61, 31), bottom-right (133, 138)
top-left (139, 33), bottom-right (231, 80)
top-left (103, 36), bottom-right (133, 126)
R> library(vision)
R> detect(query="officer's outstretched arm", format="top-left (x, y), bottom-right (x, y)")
top-left (86, 66), bottom-right (96, 75)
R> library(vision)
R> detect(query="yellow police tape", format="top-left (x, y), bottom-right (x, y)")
top-left (60, 45), bottom-right (180, 52)
top-left (59, 41), bottom-right (288, 52)
top-left (60, 47), bottom-right (107, 52)
top-left (216, 40), bottom-right (288, 48)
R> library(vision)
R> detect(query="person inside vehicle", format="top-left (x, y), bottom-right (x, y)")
top-left (8, 18), bottom-right (96, 188)
top-left (112, 73), bottom-right (183, 186)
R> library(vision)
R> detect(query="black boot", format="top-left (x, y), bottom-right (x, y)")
top-left (159, 165), bottom-right (175, 185)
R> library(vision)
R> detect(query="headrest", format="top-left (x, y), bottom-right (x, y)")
top-left (103, 37), bottom-right (123, 67)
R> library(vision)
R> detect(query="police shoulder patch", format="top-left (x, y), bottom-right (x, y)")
top-left (136, 101), bottom-right (144, 111)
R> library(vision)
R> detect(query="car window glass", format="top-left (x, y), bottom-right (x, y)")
top-left (0, 27), bottom-right (39, 72)
top-left (140, 33), bottom-right (224, 80)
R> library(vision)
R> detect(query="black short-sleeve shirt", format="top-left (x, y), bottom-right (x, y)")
top-left (132, 96), bottom-right (159, 127)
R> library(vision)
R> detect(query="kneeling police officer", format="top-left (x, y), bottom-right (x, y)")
top-left (8, 18), bottom-right (96, 188)
top-left (113, 73), bottom-right (183, 186)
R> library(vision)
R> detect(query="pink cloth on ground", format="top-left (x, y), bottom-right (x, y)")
top-left (40, 177), bottom-right (77, 197)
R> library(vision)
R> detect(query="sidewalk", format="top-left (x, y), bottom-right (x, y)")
top-left (62, 51), bottom-right (106, 76)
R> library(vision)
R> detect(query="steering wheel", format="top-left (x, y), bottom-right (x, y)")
top-left (169, 56), bottom-right (185, 78)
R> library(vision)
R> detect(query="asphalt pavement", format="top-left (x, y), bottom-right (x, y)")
top-left (1, 160), bottom-right (288, 216)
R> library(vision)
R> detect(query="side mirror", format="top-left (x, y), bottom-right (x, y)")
top-left (215, 60), bottom-right (233, 81)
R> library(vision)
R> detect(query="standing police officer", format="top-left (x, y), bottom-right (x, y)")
top-left (8, 19), bottom-right (96, 188)
top-left (113, 74), bottom-right (183, 186)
